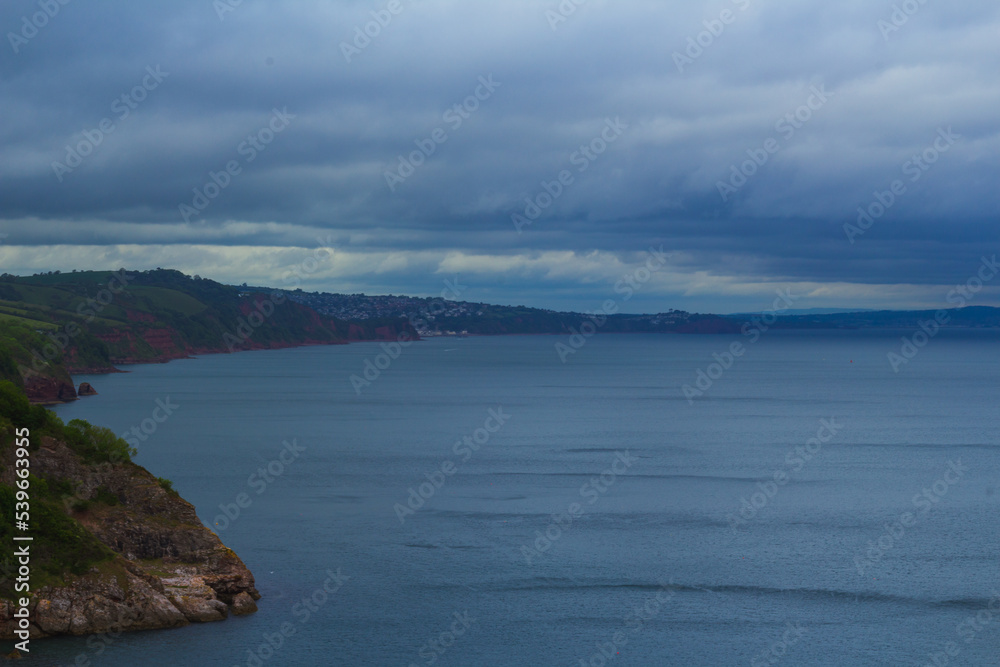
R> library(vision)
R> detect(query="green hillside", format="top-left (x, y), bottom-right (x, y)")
top-left (0, 381), bottom-right (122, 593)
top-left (0, 269), bottom-right (416, 402)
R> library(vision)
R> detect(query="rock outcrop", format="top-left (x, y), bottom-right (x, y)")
top-left (22, 375), bottom-right (77, 405)
top-left (77, 382), bottom-right (98, 396)
top-left (0, 435), bottom-right (259, 639)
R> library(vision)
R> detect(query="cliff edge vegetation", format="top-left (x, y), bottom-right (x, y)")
top-left (0, 381), bottom-right (259, 641)
top-left (0, 268), bottom-right (416, 403)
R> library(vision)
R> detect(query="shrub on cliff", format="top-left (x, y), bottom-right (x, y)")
top-left (0, 382), bottom-right (135, 465)
top-left (62, 420), bottom-right (136, 465)
top-left (0, 380), bottom-right (52, 437)
top-left (0, 347), bottom-right (20, 389)
top-left (0, 483), bottom-right (115, 593)
top-left (0, 383), bottom-right (119, 596)
top-left (0, 321), bottom-right (79, 396)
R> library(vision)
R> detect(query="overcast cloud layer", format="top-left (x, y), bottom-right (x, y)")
top-left (1, 0), bottom-right (999, 312)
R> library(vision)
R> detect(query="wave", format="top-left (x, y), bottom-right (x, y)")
top-left (479, 578), bottom-right (997, 609)
top-left (402, 542), bottom-right (486, 551)
top-left (828, 442), bottom-right (998, 450)
top-left (487, 471), bottom-right (817, 484)
top-left (563, 447), bottom-right (639, 453)
top-left (446, 494), bottom-right (529, 501)
top-left (419, 509), bottom-right (754, 527)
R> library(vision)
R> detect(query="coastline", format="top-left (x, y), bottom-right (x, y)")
top-left (47, 337), bottom-right (405, 405)
top-left (0, 395), bottom-right (261, 643)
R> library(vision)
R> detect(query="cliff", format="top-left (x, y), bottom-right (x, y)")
top-left (22, 375), bottom-right (77, 406)
top-left (0, 269), bottom-right (418, 403)
top-left (0, 324), bottom-right (78, 405)
top-left (0, 382), bottom-right (259, 640)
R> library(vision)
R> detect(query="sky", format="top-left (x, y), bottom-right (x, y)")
top-left (1, 0), bottom-right (999, 314)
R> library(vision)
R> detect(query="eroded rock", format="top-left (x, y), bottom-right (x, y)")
top-left (0, 436), bottom-right (259, 639)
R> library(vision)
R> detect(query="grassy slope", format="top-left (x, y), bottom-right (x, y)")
top-left (0, 321), bottom-right (77, 391)
top-left (0, 269), bottom-right (371, 378)
top-left (0, 382), bottom-right (123, 595)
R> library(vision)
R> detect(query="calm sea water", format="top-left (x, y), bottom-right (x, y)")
top-left (23, 331), bottom-right (1000, 665)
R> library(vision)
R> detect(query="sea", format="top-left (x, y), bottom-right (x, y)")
top-left (21, 330), bottom-right (1000, 665)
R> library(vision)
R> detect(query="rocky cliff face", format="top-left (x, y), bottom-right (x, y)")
top-left (23, 375), bottom-right (77, 405)
top-left (0, 434), bottom-right (259, 639)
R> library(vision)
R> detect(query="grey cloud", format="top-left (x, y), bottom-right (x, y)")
top-left (1, 0), bottom-right (999, 310)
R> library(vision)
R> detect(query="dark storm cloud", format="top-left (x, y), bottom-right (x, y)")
top-left (1, 0), bottom-right (999, 310)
